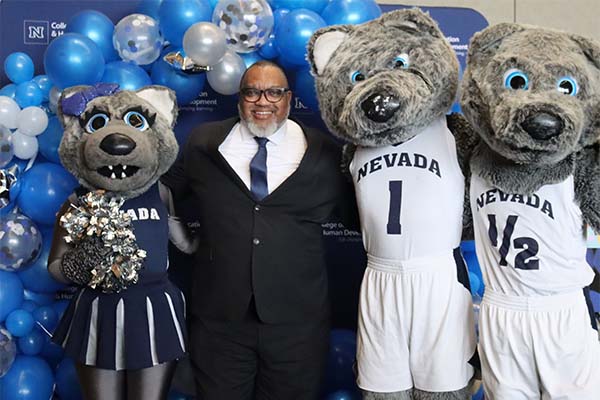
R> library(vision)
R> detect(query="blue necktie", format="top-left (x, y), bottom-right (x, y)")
top-left (250, 137), bottom-right (269, 200)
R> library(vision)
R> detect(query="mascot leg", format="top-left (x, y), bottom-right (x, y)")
top-left (128, 360), bottom-right (178, 400)
top-left (75, 363), bottom-right (126, 400)
top-left (362, 389), bottom-right (413, 400)
top-left (412, 386), bottom-right (470, 400)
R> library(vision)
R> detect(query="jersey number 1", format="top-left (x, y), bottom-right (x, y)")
top-left (387, 181), bottom-right (402, 234)
top-left (487, 214), bottom-right (539, 270)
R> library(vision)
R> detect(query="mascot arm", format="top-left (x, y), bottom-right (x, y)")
top-left (158, 181), bottom-right (198, 254)
top-left (447, 113), bottom-right (478, 240)
top-left (575, 145), bottom-right (600, 293)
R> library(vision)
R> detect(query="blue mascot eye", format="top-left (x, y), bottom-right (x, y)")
top-left (124, 111), bottom-right (149, 131)
top-left (503, 69), bottom-right (529, 90)
top-left (85, 113), bottom-right (109, 133)
top-left (556, 76), bottom-right (578, 96)
top-left (393, 54), bottom-right (410, 69)
top-left (350, 71), bottom-right (366, 83)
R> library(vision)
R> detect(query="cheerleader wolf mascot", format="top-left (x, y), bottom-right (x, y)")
top-left (307, 9), bottom-right (477, 400)
top-left (461, 23), bottom-right (600, 399)
top-left (47, 84), bottom-right (196, 400)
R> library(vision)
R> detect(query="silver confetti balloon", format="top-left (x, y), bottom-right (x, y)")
top-left (212, 0), bottom-right (274, 54)
top-left (113, 14), bottom-right (164, 65)
top-left (0, 213), bottom-right (42, 272)
top-left (60, 190), bottom-right (146, 293)
top-left (0, 325), bottom-right (16, 378)
top-left (0, 125), bottom-right (13, 168)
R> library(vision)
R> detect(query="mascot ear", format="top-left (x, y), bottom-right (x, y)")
top-left (308, 25), bottom-right (353, 76)
top-left (135, 86), bottom-right (178, 127)
top-left (380, 8), bottom-right (444, 38)
top-left (467, 23), bottom-right (525, 67)
top-left (570, 34), bottom-right (600, 71)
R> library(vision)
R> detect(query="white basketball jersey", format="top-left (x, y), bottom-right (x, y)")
top-left (470, 173), bottom-right (594, 296)
top-left (349, 117), bottom-right (464, 261)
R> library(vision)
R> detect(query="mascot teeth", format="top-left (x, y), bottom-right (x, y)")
top-left (98, 164), bottom-right (139, 179)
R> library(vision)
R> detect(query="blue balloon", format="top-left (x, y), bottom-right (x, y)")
top-left (23, 289), bottom-right (54, 306)
top-left (32, 306), bottom-right (58, 333)
top-left (324, 330), bottom-right (357, 393)
top-left (325, 390), bottom-right (361, 400)
top-left (158, 0), bottom-right (212, 47)
top-left (20, 301), bottom-right (37, 313)
top-left (468, 271), bottom-right (481, 296)
top-left (18, 228), bottom-right (67, 293)
top-left (0, 271), bottom-right (24, 322)
top-left (321, 0), bottom-right (382, 25)
top-left (294, 69), bottom-right (318, 111)
top-left (0, 355), bottom-right (54, 400)
top-left (17, 328), bottom-right (44, 355)
top-left (16, 163), bottom-right (79, 226)
top-left (32, 75), bottom-right (52, 101)
top-left (4, 53), bottom-right (34, 84)
top-left (44, 33), bottom-right (105, 90)
top-left (52, 300), bottom-right (70, 320)
top-left (0, 84), bottom-right (17, 99)
top-left (151, 50), bottom-right (206, 105)
top-left (37, 116), bottom-right (63, 164)
top-left (5, 310), bottom-right (34, 337)
top-left (39, 337), bottom-right (63, 369)
top-left (138, 0), bottom-right (163, 19)
top-left (240, 52), bottom-right (265, 69)
top-left (208, 0), bottom-right (219, 9)
top-left (270, 0), bottom-right (328, 13)
top-left (14, 81), bottom-right (43, 108)
top-left (258, 34), bottom-right (279, 60)
top-left (275, 9), bottom-right (326, 67)
top-left (68, 10), bottom-right (119, 62)
top-left (101, 61), bottom-right (152, 90)
top-left (55, 357), bottom-right (83, 400)
top-left (0, 324), bottom-right (17, 378)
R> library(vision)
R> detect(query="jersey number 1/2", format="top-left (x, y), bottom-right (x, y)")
top-left (487, 214), bottom-right (540, 270)
top-left (387, 181), bottom-right (402, 234)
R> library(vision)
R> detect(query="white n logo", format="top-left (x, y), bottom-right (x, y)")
top-left (28, 26), bottom-right (45, 39)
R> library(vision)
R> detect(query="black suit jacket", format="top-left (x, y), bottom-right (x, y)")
top-left (162, 117), bottom-right (355, 324)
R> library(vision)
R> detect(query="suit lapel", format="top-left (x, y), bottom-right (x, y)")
top-left (204, 117), bottom-right (256, 199)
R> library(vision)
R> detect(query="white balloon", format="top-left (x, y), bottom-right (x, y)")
top-left (12, 130), bottom-right (38, 160)
top-left (0, 96), bottom-right (20, 129)
top-left (17, 107), bottom-right (49, 136)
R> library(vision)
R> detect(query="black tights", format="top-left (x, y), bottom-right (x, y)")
top-left (75, 361), bottom-right (177, 400)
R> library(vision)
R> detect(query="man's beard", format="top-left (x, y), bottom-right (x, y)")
top-left (239, 105), bottom-right (290, 138)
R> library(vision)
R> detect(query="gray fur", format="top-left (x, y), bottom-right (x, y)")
top-left (57, 85), bottom-right (179, 199)
top-left (307, 8), bottom-right (459, 147)
top-left (460, 23), bottom-right (600, 193)
top-left (362, 389), bottom-right (412, 400)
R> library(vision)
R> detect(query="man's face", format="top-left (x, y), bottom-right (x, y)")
top-left (239, 66), bottom-right (292, 137)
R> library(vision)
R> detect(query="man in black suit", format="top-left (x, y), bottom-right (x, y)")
top-left (161, 61), bottom-right (355, 400)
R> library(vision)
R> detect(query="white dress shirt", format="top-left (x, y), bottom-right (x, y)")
top-left (219, 119), bottom-right (307, 194)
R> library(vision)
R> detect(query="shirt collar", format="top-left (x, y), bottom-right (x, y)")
top-left (239, 120), bottom-right (287, 146)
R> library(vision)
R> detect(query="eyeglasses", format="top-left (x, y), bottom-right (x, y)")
top-left (240, 87), bottom-right (290, 103)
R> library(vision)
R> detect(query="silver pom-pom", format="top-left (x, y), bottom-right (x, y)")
top-left (60, 190), bottom-right (146, 293)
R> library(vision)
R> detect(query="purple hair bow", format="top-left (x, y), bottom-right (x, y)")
top-left (61, 83), bottom-right (121, 116)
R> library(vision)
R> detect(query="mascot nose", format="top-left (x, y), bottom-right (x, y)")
top-left (520, 113), bottom-right (564, 140)
top-left (100, 133), bottom-right (137, 155)
top-left (361, 93), bottom-right (401, 123)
